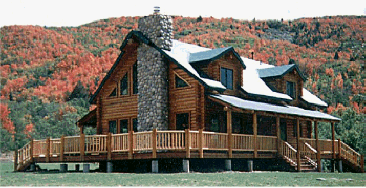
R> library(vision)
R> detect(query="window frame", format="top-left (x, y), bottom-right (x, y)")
top-left (120, 73), bottom-right (129, 96)
top-left (176, 112), bottom-right (190, 130)
top-left (220, 67), bottom-right (233, 90)
top-left (286, 81), bottom-right (296, 99)
top-left (132, 62), bottom-right (138, 95)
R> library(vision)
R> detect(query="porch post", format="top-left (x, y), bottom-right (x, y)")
top-left (296, 118), bottom-right (301, 172)
top-left (226, 107), bottom-right (232, 158)
top-left (14, 150), bottom-right (18, 171)
top-left (276, 116), bottom-right (280, 152)
top-left (314, 121), bottom-right (321, 172)
top-left (253, 112), bottom-right (257, 158)
top-left (46, 137), bottom-right (50, 163)
top-left (331, 122), bottom-right (335, 172)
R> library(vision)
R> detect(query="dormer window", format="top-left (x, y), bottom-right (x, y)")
top-left (286, 81), bottom-right (296, 99)
top-left (175, 75), bottom-right (188, 88)
top-left (221, 67), bottom-right (233, 90)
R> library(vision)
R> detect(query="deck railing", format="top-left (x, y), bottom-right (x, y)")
top-left (15, 130), bottom-right (363, 172)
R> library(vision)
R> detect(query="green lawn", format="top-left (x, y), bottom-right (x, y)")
top-left (1, 162), bottom-right (365, 186)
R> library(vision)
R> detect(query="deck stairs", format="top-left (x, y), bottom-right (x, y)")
top-left (279, 140), bottom-right (317, 172)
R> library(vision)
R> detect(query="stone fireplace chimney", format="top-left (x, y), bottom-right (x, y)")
top-left (136, 9), bottom-right (173, 131)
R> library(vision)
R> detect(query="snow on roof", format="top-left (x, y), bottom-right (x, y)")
top-left (241, 57), bottom-right (292, 100)
top-left (301, 88), bottom-right (328, 107)
top-left (163, 40), bottom-right (226, 90)
top-left (210, 94), bottom-right (339, 121)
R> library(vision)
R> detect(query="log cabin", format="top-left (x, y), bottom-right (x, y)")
top-left (14, 10), bottom-right (364, 173)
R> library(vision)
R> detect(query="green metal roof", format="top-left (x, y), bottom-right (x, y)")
top-left (257, 64), bottom-right (306, 81)
top-left (189, 47), bottom-right (246, 69)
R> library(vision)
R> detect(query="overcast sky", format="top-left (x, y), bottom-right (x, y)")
top-left (1, 0), bottom-right (365, 27)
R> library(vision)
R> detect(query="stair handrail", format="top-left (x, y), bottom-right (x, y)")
top-left (340, 140), bottom-right (361, 166)
top-left (302, 142), bottom-right (318, 168)
top-left (279, 140), bottom-right (297, 166)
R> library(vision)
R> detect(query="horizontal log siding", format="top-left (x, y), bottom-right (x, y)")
top-left (168, 62), bottom-right (203, 131)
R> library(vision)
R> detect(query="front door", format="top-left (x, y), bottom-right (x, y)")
top-left (280, 120), bottom-right (287, 141)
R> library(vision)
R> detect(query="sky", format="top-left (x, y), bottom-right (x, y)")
top-left (1, 0), bottom-right (365, 27)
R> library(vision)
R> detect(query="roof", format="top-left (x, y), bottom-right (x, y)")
top-left (209, 94), bottom-right (340, 121)
top-left (189, 47), bottom-right (246, 68)
top-left (301, 88), bottom-right (328, 107)
top-left (257, 64), bottom-right (307, 81)
top-left (90, 31), bottom-right (228, 103)
top-left (241, 57), bottom-right (293, 101)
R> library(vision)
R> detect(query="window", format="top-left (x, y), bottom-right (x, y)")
top-left (109, 120), bottom-right (117, 134)
top-left (120, 119), bottom-right (128, 133)
top-left (221, 67), bottom-right (233, 90)
top-left (210, 117), bottom-right (220, 132)
top-left (175, 75), bottom-right (188, 88)
top-left (176, 113), bottom-right (189, 130)
top-left (133, 63), bottom-right (138, 94)
top-left (132, 118), bottom-right (138, 132)
top-left (109, 87), bottom-right (117, 97)
top-left (286, 81), bottom-right (296, 99)
top-left (120, 74), bottom-right (128, 96)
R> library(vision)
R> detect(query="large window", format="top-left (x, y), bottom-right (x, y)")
top-left (120, 119), bottom-right (128, 133)
top-left (176, 113), bottom-right (189, 130)
top-left (133, 63), bottom-right (138, 94)
top-left (109, 120), bottom-right (117, 134)
top-left (221, 67), bottom-right (233, 90)
top-left (286, 81), bottom-right (296, 99)
top-left (120, 74), bottom-right (128, 96)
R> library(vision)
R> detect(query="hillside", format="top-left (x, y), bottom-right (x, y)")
top-left (0, 15), bottom-right (364, 153)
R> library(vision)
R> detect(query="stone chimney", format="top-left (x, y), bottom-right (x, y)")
top-left (136, 8), bottom-right (173, 131)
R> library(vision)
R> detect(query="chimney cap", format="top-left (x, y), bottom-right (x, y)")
top-left (154, 6), bottom-right (160, 14)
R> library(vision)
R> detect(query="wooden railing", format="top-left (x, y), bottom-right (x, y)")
top-left (340, 140), bottom-right (361, 166)
top-left (157, 131), bottom-right (185, 150)
top-left (232, 134), bottom-right (253, 151)
top-left (279, 140), bottom-right (297, 166)
top-left (85, 135), bottom-right (107, 154)
top-left (111, 133), bottom-right (129, 152)
top-left (257, 135), bottom-right (277, 152)
top-left (14, 130), bottom-right (363, 172)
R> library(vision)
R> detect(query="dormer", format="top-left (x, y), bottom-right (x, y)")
top-left (257, 64), bottom-right (306, 105)
top-left (188, 47), bottom-right (245, 96)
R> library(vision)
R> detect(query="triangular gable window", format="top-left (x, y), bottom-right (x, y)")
top-left (175, 75), bottom-right (189, 88)
top-left (109, 87), bottom-right (117, 97)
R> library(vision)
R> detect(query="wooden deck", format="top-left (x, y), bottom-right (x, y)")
top-left (14, 130), bottom-right (364, 172)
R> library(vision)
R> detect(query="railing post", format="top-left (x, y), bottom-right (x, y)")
top-left (60, 135), bottom-right (64, 161)
top-left (276, 116), bottom-right (280, 153)
top-left (314, 121), bottom-right (321, 172)
top-left (361, 155), bottom-right (364, 173)
top-left (337, 139), bottom-right (341, 159)
top-left (107, 133), bottom-right (112, 160)
top-left (128, 131), bottom-right (134, 159)
top-left (199, 129), bottom-right (203, 158)
top-left (46, 137), bottom-right (50, 163)
top-left (185, 129), bottom-right (191, 158)
top-left (331, 122), bottom-right (336, 160)
top-left (30, 139), bottom-right (34, 162)
top-left (226, 107), bottom-right (232, 158)
top-left (14, 150), bottom-right (18, 171)
top-left (253, 113), bottom-right (257, 158)
top-left (80, 134), bottom-right (85, 161)
top-left (296, 118), bottom-right (301, 172)
top-left (152, 129), bottom-right (157, 158)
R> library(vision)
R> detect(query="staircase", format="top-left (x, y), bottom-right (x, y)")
top-left (279, 140), bottom-right (317, 172)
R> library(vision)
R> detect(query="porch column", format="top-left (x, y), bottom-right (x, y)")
top-left (253, 112), bottom-right (257, 158)
top-left (276, 116), bottom-right (280, 152)
top-left (296, 118), bottom-right (301, 172)
top-left (331, 122), bottom-right (336, 172)
top-left (314, 121), bottom-right (321, 172)
top-left (226, 107), bottom-right (232, 158)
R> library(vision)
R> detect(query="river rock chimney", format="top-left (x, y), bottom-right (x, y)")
top-left (136, 8), bottom-right (173, 131)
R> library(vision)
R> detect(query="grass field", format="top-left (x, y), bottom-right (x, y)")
top-left (1, 162), bottom-right (365, 186)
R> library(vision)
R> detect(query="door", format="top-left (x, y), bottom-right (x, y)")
top-left (280, 120), bottom-right (287, 141)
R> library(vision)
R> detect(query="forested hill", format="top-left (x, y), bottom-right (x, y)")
top-left (0, 15), bottom-right (364, 153)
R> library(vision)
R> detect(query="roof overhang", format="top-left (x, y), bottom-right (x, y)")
top-left (258, 64), bottom-right (307, 81)
top-left (208, 94), bottom-right (340, 123)
top-left (77, 109), bottom-right (97, 128)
